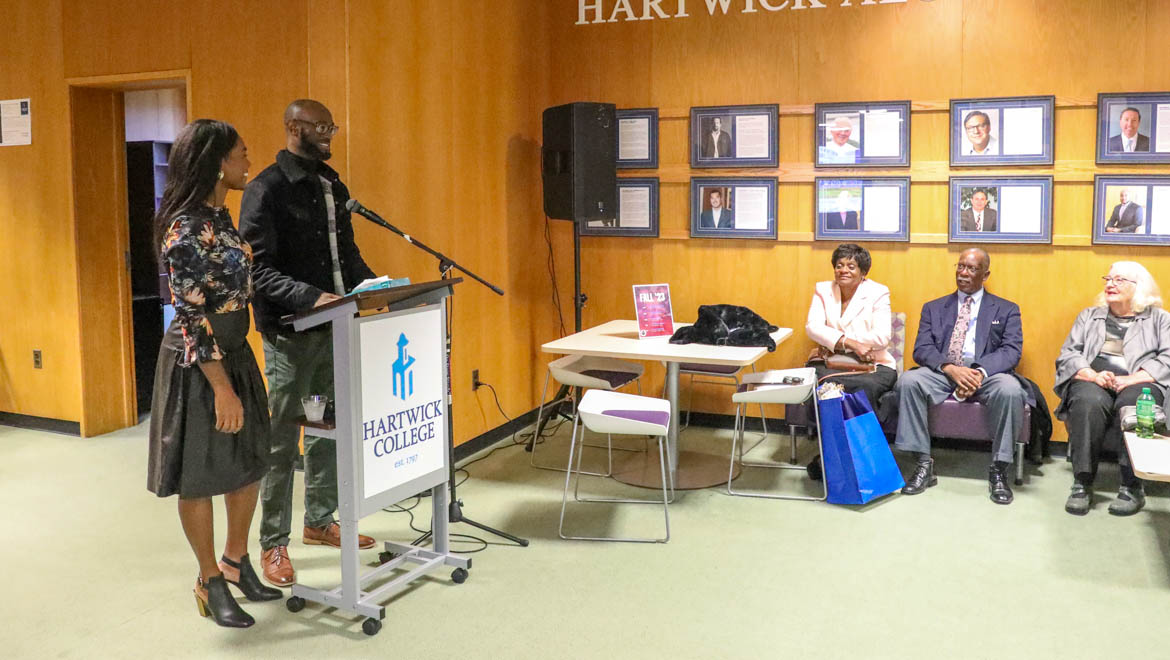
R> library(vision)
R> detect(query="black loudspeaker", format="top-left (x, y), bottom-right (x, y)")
top-left (542, 102), bottom-right (617, 223)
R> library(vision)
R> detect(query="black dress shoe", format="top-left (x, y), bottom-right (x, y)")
top-left (220, 554), bottom-right (283, 601)
top-left (196, 575), bottom-right (255, 628)
top-left (901, 459), bottom-right (936, 495)
top-left (989, 466), bottom-right (1013, 505)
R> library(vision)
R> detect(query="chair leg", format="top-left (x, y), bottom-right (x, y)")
top-left (1015, 441), bottom-right (1024, 486)
top-left (789, 427), bottom-right (798, 465)
top-left (558, 413), bottom-right (584, 540)
top-left (748, 364), bottom-right (768, 439)
top-left (656, 434), bottom-right (671, 543)
top-left (727, 395), bottom-right (827, 500)
top-left (531, 377), bottom-right (613, 476)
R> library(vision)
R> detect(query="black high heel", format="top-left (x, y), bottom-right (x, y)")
top-left (195, 575), bottom-right (255, 628)
top-left (220, 554), bottom-right (283, 601)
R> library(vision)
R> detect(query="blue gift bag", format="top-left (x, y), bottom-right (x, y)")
top-left (818, 391), bottom-right (904, 505)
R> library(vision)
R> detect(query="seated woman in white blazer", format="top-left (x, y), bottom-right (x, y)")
top-left (805, 243), bottom-right (898, 411)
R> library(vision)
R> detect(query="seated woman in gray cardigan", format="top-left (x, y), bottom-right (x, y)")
top-left (1054, 261), bottom-right (1170, 516)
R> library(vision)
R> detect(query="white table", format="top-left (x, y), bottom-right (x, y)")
top-left (1123, 432), bottom-right (1170, 482)
top-left (541, 320), bottom-right (794, 489)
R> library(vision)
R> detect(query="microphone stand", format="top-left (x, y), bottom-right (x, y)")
top-left (349, 201), bottom-right (528, 548)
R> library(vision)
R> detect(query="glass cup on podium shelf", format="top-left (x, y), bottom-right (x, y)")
top-left (302, 395), bottom-right (328, 423)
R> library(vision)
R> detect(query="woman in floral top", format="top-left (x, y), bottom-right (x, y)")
top-left (146, 119), bottom-right (278, 628)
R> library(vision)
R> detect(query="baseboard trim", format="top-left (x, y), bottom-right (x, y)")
top-left (0, 412), bottom-right (82, 436)
top-left (455, 406), bottom-right (541, 463)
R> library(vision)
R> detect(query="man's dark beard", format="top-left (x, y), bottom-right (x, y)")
top-left (298, 135), bottom-right (332, 161)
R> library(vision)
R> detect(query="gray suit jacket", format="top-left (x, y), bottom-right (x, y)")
top-left (1053, 306), bottom-right (1170, 418)
top-left (960, 207), bottom-right (997, 232)
top-left (1107, 133), bottom-right (1151, 153)
top-left (1106, 202), bottom-right (1144, 232)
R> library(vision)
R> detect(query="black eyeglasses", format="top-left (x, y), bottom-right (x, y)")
top-left (294, 119), bottom-right (340, 136)
top-left (965, 122), bottom-right (990, 132)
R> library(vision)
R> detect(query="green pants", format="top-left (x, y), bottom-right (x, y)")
top-left (259, 330), bottom-right (338, 550)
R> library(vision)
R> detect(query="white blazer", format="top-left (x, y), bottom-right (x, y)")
top-left (805, 278), bottom-right (895, 369)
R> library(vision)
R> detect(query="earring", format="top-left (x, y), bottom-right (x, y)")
top-left (217, 171), bottom-right (224, 180)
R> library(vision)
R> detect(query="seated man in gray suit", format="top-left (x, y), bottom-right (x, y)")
top-left (1105, 189), bottom-right (1144, 233)
top-left (1107, 107), bottom-right (1151, 153)
top-left (699, 189), bottom-right (734, 229)
top-left (959, 190), bottom-right (997, 232)
top-left (895, 248), bottom-right (1030, 505)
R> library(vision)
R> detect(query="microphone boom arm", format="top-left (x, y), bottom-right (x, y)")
top-left (346, 199), bottom-right (504, 296)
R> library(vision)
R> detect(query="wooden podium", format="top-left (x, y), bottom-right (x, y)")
top-left (281, 279), bottom-right (469, 636)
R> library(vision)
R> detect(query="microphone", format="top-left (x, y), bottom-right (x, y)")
top-left (345, 198), bottom-right (400, 234)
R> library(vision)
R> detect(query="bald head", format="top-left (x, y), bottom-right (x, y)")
top-left (961, 247), bottom-right (990, 270)
top-left (284, 99), bottom-right (335, 161)
top-left (284, 99), bottom-right (331, 126)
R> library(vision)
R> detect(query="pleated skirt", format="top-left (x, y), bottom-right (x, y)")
top-left (146, 309), bottom-right (270, 498)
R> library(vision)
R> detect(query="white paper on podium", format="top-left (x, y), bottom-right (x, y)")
top-left (618, 186), bottom-right (651, 228)
top-left (861, 185), bottom-right (902, 232)
top-left (618, 117), bottom-right (650, 161)
top-left (1150, 186), bottom-right (1170, 234)
top-left (733, 186), bottom-right (769, 229)
top-left (1156, 105), bottom-right (1170, 153)
top-left (1001, 106), bottom-right (1043, 155)
top-left (997, 185), bottom-right (1043, 233)
top-left (862, 110), bottom-right (901, 158)
top-left (735, 114), bottom-right (770, 159)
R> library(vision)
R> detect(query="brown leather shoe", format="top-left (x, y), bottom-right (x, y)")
top-left (303, 522), bottom-right (376, 550)
top-left (260, 545), bottom-right (295, 587)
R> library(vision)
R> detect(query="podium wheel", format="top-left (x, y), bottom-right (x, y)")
top-left (286, 596), bottom-right (305, 613)
top-left (451, 568), bottom-right (468, 584)
top-left (363, 618), bottom-right (382, 636)
top-left (378, 551), bottom-right (396, 564)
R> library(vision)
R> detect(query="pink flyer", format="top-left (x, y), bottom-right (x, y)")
top-left (633, 283), bottom-right (674, 338)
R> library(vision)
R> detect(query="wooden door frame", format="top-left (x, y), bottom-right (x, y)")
top-left (65, 69), bottom-right (191, 436)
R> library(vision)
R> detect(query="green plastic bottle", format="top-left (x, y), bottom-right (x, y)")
top-left (1136, 387), bottom-right (1156, 439)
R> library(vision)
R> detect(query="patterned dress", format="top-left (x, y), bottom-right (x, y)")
top-left (147, 206), bottom-right (270, 498)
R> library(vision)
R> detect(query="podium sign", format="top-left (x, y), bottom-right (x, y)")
top-left (359, 305), bottom-right (446, 499)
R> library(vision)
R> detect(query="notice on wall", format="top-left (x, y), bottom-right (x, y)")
top-left (0, 99), bottom-right (31, 146)
top-left (618, 116), bottom-right (650, 161)
top-left (734, 114), bottom-right (770, 159)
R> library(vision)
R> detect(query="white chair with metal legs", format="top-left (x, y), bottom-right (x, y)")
top-left (727, 367), bottom-right (827, 501)
top-left (667, 363), bottom-right (769, 438)
top-left (531, 355), bottom-right (644, 477)
top-left (559, 390), bottom-right (674, 543)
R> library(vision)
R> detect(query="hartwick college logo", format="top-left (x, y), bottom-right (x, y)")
top-left (393, 332), bottom-right (416, 401)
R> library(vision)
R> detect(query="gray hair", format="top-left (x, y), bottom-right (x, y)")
top-left (1095, 261), bottom-right (1162, 312)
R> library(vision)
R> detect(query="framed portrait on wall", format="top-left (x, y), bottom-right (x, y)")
top-left (581, 178), bottom-right (659, 237)
top-left (948, 176), bottom-right (1053, 244)
top-left (616, 108), bottom-right (658, 169)
top-left (1095, 93), bottom-right (1170, 164)
top-left (689, 104), bottom-right (779, 168)
top-left (814, 177), bottom-right (909, 242)
top-left (949, 96), bottom-right (1055, 167)
top-left (689, 177), bottom-right (777, 239)
top-left (814, 101), bottom-right (910, 168)
top-left (1092, 175), bottom-right (1170, 245)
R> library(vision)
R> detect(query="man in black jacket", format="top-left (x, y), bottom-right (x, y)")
top-left (239, 99), bottom-right (378, 588)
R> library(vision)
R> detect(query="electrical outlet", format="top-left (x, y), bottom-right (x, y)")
top-left (32, 350), bottom-right (42, 369)
top-left (471, 369), bottom-right (481, 391)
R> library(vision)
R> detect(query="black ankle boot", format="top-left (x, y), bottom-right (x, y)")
top-left (197, 575), bottom-right (255, 628)
top-left (221, 554), bottom-right (283, 601)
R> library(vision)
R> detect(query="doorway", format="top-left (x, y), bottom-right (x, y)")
top-left (67, 70), bottom-right (190, 436)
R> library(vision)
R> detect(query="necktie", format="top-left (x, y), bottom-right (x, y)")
top-left (975, 212), bottom-right (983, 231)
top-left (840, 211), bottom-right (847, 226)
top-left (1126, 138), bottom-right (1134, 153)
top-left (946, 296), bottom-right (974, 365)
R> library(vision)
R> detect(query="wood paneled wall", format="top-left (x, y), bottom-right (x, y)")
top-left (544, 0), bottom-right (1170, 439)
top-left (3, 0), bottom-right (551, 442)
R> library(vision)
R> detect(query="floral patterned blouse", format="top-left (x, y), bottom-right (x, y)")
top-left (162, 206), bottom-right (254, 366)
